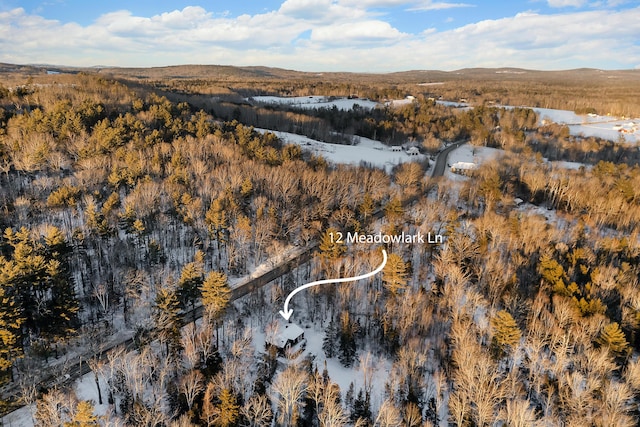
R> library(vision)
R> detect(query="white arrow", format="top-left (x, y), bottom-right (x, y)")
top-left (279, 249), bottom-right (388, 321)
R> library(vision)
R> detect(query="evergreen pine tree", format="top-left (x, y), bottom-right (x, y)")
top-left (240, 177), bottom-right (253, 199)
top-left (205, 198), bottom-right (228, 243)
top-left (153, 285), bottom-right (182, 358)
top-left (322, 360), bottom-right (330, 385)
top-left (201, 271), bottom-right (230, 319)
top-left (351, 389), bottom-right (372, 424)
top-left (597, 322), bottom-right (630, 358)
top-left (319, 227), bottom-right (346, 261)
top-left (538, 253), bottom-right (567, 295)
top-left (2, 227), bottom-right (78, 347)
top-left (384, 197), bottom-right (404, 224)
top-left (425, 397), bottom-right (439, 425)
top-left (322, 316), bottom-right (337, 358)
top-left (345, 382), bottom-right (355, 412)
top-left (201, 271), bottom-right (230, 348)
top-left (215, 388), bottom-right (239, 427)
top-left (64, 400), bottom-right (99, 426)
top-left (0, 265), bottom-right (23, 379)
top-left (491, 310), bottom-right (521, 357)
top-left (338, 311), bottom-right (357, 367)
top-left (382, 253), bottom-right (408, 295)
top-left (177, 251), bottom-right (205, 312)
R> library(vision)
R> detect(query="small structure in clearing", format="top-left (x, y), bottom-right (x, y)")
top-left (406, 147), bottom-right (420, 156)
top-left (266, 323), bottom-right (306, 356)
top-left (451, 161), bottom-right (477, 175)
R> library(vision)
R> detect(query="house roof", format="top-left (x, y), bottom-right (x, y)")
top-left (451, 161), bottom-right (477, 170)
top-left (267, 323), bottom-right (305, 348)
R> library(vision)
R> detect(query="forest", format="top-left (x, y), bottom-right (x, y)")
top-left (0, 65), bottom-right (639, 426)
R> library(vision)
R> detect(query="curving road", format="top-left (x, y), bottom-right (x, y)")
top-left (430, 140), bottom-right (467, 177)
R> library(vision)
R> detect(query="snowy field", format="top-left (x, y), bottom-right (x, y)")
top-left (255, 128), bottom-right (426, 173)
top-left (253, 94), bottom-right (638, 144)
top-left (443, 144), bottom-right (502, 181)
top-left (444, 144), bottom-right (590, 181)
top-left (250, 95), bottom-right (379, 110)
top-left (506, 106), bottom-right (639, 144)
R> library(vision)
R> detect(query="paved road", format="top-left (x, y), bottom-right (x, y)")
top-left (430, 140), bottom-right (467, 177)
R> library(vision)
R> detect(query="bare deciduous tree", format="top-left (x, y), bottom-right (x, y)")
top-left (499, 399), bottom-right (538, 427)
top-left (241, 394), bottom-right (273, 427)
top-left (272, 365), bottom-right (307, 427)
top-left (374, 399), bottom-right (402, 427)
top-left (180, 369), bottom-right (204, 411)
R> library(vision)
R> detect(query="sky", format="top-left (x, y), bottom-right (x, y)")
top-left (0, 0), bottom-right (638, 72)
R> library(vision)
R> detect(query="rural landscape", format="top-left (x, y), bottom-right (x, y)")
top-left (1, 1), bottom-right (640, 426)
top-left (0, 62), bottom-right (639, 426)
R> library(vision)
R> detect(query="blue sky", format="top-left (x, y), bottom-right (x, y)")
top-left (0, 0), bottom-right (638, 71)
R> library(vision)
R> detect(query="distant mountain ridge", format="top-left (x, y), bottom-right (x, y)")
top-left (1, 62), bottom-right (638, 84)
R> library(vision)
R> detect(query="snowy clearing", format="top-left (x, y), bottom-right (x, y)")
top-left (249, 95), bottom-right (379, 110)
top-left (549, 160), bottom-right (591, 170)
top-left (443, 144), bottom-right (502, 181)
top-left (253, 94), bottom-right (638, 143)
top-left (253, 320), bottom-right (391, 415)
top-left (255, 128), bottom-right (426, 173)
top-left (504, 106), bottom-right (639, 144)
top-left (444, 144), bottom-right (590, 181)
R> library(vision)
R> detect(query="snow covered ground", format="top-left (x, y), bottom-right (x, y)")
top-left (250, 95), bottom-right (379, 110)
top-left (444, 144), bottom-right (590, 181)
top-left (255, 128), bottom-right (426, 173)
top-left (253, 93), bottom-right (638, 144)
top-left (1, 370), bottom-right (113, 427)
top-left (436, 100), bottom-right (472, 109)
top-left (443, 144), bottom-right (502, 181)
top-left (550, 160), bottom-right (590, 170)
top-left (505, 106), bottom-right (639, 144)
top-left (1, 243), bottom-right (309, 427)
top-left (253, 320), bottom-right (391, 415)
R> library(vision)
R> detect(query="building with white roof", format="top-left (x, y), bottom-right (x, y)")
top-left (266, 323), bottom-right (306, 356)
top-left (450, 161), bottom-right (477, 175)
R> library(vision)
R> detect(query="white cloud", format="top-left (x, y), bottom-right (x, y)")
top-left (279, 0), bottom-right (334, 19)
top-left (0, 5), bottom-right (638, 72)
top-left (311, 20), bottom-right (407, 44)
top-left (279, 0), bottom-right (369, 22)
top-left (547, 0), bottom-right (631, 7)
top-left (337, 0), bottom-right (414, 7)
top-left (547, 0), bottom-right (587, 7)
top-left (408, 1), bottom-right (475, 11)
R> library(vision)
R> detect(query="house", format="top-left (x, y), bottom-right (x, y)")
top-left (266, 323), bottom-right (306, 356)
top-left (450, 161), bottom-right (477, 175)
top-left (406, 147), bottom-right (420, 156)
top-left (391, 145), bottom-right (403, 152)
